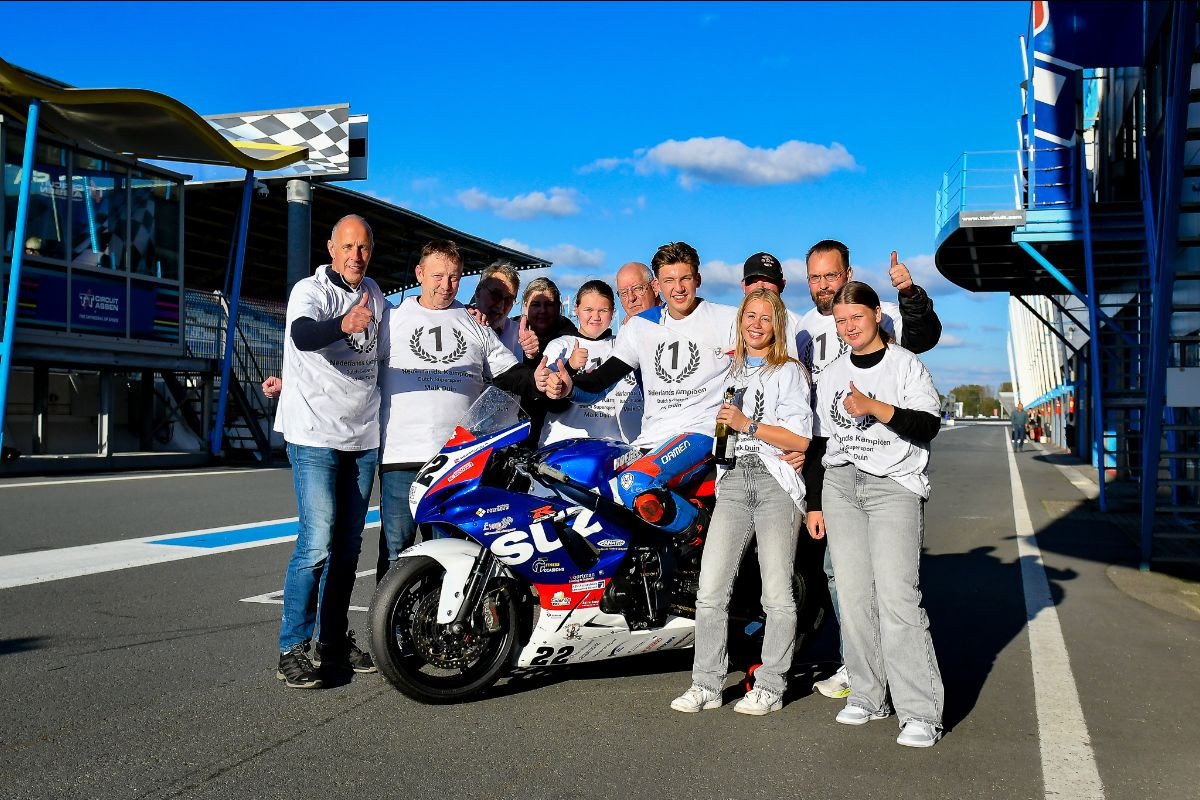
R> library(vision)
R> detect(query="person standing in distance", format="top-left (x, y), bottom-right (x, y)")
top-left (274, 214), bottom-right (382, 689)
top-left (798, 240), bottom-right (941, 700)
top-left (1011, 402), bottom-right (1029, 451)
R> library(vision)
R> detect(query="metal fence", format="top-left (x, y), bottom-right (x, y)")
top-left (934, 146), bottom-right (1075, 236)
top-left (184, 290), bottom-right (283, 382)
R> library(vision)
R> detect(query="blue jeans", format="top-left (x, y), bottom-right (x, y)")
top-left (616, 433), bottom-right (713, 534)
top-left (1013, 426), bottom-right (1027, 450)
top-left (823, 544), bottom-right (844, 661)
top-left (822, 463), bottom-right (944, 730)
top-left (279, 443), bottom-right (377, 653)
top-left (692, 455), bottom-right (801, 695)
top-left (377, 467), bottom-right (418, 581)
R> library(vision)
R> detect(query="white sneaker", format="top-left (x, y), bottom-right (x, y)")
top-left (670, 684), bottom-right (723, 713)
top-left (734, 687), bottom-right (783, 716)
top-left (813, 664), bottom-right (851, 698)
top-left (896, 721), bottom-right (941, 748)
top-left (835, 704), bottom-right (891, 726)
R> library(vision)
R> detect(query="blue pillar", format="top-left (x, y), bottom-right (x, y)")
top-left (210, 169), bottom-right (255, 456)
top-left (1078, 139), bottom-right (1107, 511)
top-left (0, 100), bottom-right (41, 451)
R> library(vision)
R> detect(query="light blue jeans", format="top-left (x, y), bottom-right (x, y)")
top-left (692, 455), bottom-right (801, 695)
top-left (279, 443), bottom-right (377, 653)
top-left (822, 463), bottom-right (943, 730)
top-left (377, 466), bottom-right (419, 582)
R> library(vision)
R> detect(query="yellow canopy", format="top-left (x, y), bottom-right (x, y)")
top-left (0, 57), bottom-right (308, 170)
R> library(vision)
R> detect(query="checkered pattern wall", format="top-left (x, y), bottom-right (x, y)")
top-left (203, 105), bottom-right (351, 179)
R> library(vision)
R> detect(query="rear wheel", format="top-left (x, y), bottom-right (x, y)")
top-left (368, 555), bottom-right (519, 704)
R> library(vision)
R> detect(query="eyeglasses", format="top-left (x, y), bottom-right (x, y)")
top-left (807, 269), bottom-right (847, 285)
top-left (617, 283), bottom-right (652, 300)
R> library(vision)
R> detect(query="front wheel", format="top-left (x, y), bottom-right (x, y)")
top-left (368, 555), bottom-right (519, 704)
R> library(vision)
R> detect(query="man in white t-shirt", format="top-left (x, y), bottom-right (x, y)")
top-left (545, 241), bottom-right (737, 539)
top-left (375, 241), bottom-right (543, 579)
top-left (273, 214), bottom-right (382, 690)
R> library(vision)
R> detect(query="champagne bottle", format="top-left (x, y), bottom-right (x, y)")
top-left (713, 386), bottom-right (738, 466)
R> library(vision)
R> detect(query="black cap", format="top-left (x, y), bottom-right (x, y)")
top-left (743, 252), bottom-right (784, 285)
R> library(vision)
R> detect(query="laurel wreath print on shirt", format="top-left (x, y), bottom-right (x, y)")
top-left (751, 390), bottom-right (765, 422)
top-left (830, 388), bottom-right (879, 431)
top-left (343, 319), bottom-right (378, 355)
top-left (653, 341), bottom-right (701, 383)
top-left (409, 326), bottom-right (468, 364)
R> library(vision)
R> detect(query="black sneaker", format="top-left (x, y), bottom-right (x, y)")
top-left (315, 631), bottom-right (377, 674)
top-left (276, 644), bottom-right (324, 689)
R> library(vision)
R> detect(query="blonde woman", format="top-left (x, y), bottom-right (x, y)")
top-left (671, 288), bottom-right (812, 716)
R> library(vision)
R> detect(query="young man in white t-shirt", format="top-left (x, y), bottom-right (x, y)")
top-left (544, 241), bottom-right (738, 538)
top-left (274, 214), bottom-right (382, 689)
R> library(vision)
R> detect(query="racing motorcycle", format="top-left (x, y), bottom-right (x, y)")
top-left (367, 387), bottom-right (824, 704)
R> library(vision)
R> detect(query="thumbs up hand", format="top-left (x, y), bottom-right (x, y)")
top-left (341, 292), bottom-right (374, 334)
top-left (888, 250), bottom-right (915, 296)
top-left (545, 359), bottom-right (574, 399)
top-left (517, 315), bottom-right (539, 359)
top-left (568, 338), bottom-right (589, 371)
top-left (534, 355), bottom-right (552, 393)
top-left (843, 380), bottom-right (874, 418)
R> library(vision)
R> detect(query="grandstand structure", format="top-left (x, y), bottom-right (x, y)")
top-left (0, 58), bottom-right (547, 474)
top-left (934, 1), bottom-right (1199, 567)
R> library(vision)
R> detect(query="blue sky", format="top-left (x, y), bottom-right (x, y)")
top-left (1, 1), bottom-right (1029, 393)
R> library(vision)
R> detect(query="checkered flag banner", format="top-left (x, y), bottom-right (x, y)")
top-left (203, 104), bottom-right (351, 179)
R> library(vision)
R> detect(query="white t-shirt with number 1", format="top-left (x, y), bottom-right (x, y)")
top-left (609, 299), bottom-right (738, 449)
top-left (816, 344), bottom-right (940, 499)
top-left (540, 332), bottom-right (642, 446)
top-left (275, 268), bottom-right (383, 450)
top-left (796, 301), bottom-right (902, 436)
top-left (378, 297), bottom-right (518, 466)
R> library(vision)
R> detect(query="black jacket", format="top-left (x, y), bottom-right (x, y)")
top-left (897, 285), bottom-right (941, 354)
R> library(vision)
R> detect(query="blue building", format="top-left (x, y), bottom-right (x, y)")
top-left (934, 1), bottom-right (1198, 567)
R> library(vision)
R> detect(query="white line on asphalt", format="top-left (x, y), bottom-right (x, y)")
top-left (240, 569), bottom-right (376, 612)
top-left (1028, 441), bottom-right (1100, 500)
top-left (1006, 432), bottom-right (1105, 800)
top-left (0, 467), bottom-right (288, 489)
top-left (0, 516), bottom-right (379, 589)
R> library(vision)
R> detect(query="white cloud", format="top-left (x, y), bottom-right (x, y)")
top-left (410, 177), bottom-right (439, 192)
top-left (457, 186), bottom-right (582, 220)
top-left (499, 238), bottom-right (605, 269)
top-left (587, 136), bottom-right (857, 188)
top-left (936, 334), bottom-right (969, 348)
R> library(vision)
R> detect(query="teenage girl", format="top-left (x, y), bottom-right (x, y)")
top-left (539, 280), bottom-right (642, 445)
top-left (670, 288), bottom-right (812, 716)
top-left (812, 280), bottom-right (944, 747)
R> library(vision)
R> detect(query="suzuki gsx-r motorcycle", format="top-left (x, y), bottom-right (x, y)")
top-left (367, 387), bottom-right (824, 704)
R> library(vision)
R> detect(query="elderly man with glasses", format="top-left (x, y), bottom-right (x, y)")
top-left (614, 261), bottom-right (661, 323)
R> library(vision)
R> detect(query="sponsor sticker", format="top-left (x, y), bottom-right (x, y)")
top-left (531, 557), bottom-right (562, 573)
top-left (446, 461), bottom-right (475, 482)
top-left (482, 515), bottom-right (514, 532)
top-left (619, 473), bottom-right (636, 491)
top-left (550, 591), bottom-right (571, 607)
top-left (659, 440), bottom-right (690, 464)
top-left (571, 579), bottom-right (605, 593)
top-left (597, 538), bottom-right (625, 548)
top-left (531, 504), bottom-right (557, 521)
top-left (613, 451), bottom-right (639, 471)
top-left (475, 503), bottom-right (511, 517)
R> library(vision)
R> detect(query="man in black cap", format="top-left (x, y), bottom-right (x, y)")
top-left (741, 251), bottom-right (805, 359)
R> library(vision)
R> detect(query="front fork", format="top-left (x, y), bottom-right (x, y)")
top-left (448, 547), bottom-right (503, 634)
